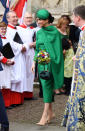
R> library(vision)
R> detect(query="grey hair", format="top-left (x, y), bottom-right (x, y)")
top-left (6, 10), bottom-right (16, 19)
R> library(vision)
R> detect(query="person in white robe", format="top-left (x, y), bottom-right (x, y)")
top-left (0, 22), bottom-right (14, 108)
top-left (17, 12), bottom-right (35, 99)
top-left (6, 11), bottom-right (29, 105)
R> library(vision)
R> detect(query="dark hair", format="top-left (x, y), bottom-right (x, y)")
top-left (73, 5), bottom-right (85, 20)
top-left (35, 9), bottom-right (54, 23)
top-left (48, 13), bottom-right (54, 23)
top-left (61, 15), bottom-right (71, 23)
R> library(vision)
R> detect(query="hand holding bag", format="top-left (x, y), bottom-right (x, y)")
top-left (39, 64), bottom-right (51, 80)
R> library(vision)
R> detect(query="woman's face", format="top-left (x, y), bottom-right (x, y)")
top-left (61, 23), bottom-right (69, 30)
top-left (36, 18), bottom-right (49, 27)
top-left (0, 27), bottom-right (7, 36)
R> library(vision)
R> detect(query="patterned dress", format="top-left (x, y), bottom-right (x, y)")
top-left (61, 29), bottom-right (85, 130)
top-left (64, 48), bottom-right (74, 78)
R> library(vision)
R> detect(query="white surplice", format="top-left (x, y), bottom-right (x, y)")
top-left (17, 26), bottom-right (35, 92)
top-left (0, 38), bottom-right (12, 89)
top-left (6, 25), bottom-right (28, 93)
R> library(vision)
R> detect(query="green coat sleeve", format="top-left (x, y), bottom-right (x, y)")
top-left (33, 32), bottom-right (39, 61)
top-left (53, 30), bottom-right (63, 64)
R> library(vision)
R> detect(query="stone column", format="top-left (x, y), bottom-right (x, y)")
top-left (26, 0), bottom-right (32, 12)
top-left (63, 0), bottom-right (77, 14)
top-left (0, 3), bottom-right (5, 14)
top-left (63, 0), bottom-right (70, 14)
top-left (70, 0), bottom-right (76, 13)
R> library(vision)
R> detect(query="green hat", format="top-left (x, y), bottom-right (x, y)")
top-left (36, 9), bottom-right (49, 20)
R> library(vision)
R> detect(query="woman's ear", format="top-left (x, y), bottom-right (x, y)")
top-left (77, 15), bottom-right (81, 22)
top-left (45, 19), bottom-right (49, 24)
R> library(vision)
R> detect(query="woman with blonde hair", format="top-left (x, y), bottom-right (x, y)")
top-left (55, 17), bottom-right (74, 95)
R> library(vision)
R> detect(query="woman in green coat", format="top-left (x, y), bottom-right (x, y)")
top-left (31, 9), bottom-right (64, 125)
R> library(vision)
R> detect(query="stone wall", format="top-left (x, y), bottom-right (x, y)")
top-left (0, 0), bottom-right (85, 22)
top-left (27, 0), bottom-right (85, 22)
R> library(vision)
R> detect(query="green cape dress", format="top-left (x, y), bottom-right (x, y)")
top-left (34, 25), bottom-right (64, 103)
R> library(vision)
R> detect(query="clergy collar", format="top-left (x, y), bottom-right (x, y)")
top-left (81, 24), bottom-right (85, 31)
top-left (0, 35), bottom-right (6, 39)
top-left (20, 24), bottom-right (34, 29)
top-left (8, 24), bottom-right (16, 29)
top-left (19, 24), bottom-right (27, 29)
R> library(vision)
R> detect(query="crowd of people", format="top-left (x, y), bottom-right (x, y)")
top-left (0, 4), bottom-right (85, 131)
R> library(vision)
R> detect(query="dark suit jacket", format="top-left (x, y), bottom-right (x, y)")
top-left (30, 22), bottom-right (37, 28)
top-left (0, 37), bottom-right (3, 71)
top-left (69, 25), bottom-right (81, 53)
top-left (69, 25), bottom-right (81, 44)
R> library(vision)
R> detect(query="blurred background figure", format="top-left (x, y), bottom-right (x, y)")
top-left (61, 15), bottom-right (81, 54)
top-left (17, 12), bottom-right (36, 100)
top-left (6, 11), bottom-right (28, 106)
top-left (55, 16), bottom-right (74, 95)
top-left (0, 22), bottom-right (14, 109)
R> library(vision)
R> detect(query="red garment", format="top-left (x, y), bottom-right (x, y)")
top-left (81, 25), bottom-right (85, 31)
top-left (24, 92), bottom-right (33, 99)
top-left (1, 57), bottom-right (7, 64)
top-left (19, 24), bottom-right (34, 29)
top-left (1, 89), bottom-right (11, 107)
top-left (8, 24), bottom-right (16, 29)
top-left (30, 26), bottom-right (34, 29)
top-left (19, 24), bottom-right (27, 28)
top-left (0, 36), bottom-right (6, 39)
top-left (11, 91), bottom-right (24, 105)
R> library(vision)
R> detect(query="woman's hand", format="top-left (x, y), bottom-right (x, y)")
top-left (21, 45), bottom-right (26, 53)
top-left (63, 49), bottom-right (66, 55)
top-left (72, 55), bottom-right (76, 63)
top-left (72, 56), bottom-right (75, 61)
top-left (31, 61), bottom-right (35, 73)
top-left (29, 42), bottom-right (36, 48)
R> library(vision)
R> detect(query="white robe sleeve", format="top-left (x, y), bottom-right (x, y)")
top-left (6, 27), bottom-right (23, 56)
top-left (10, 39), bottom-right (29, 55)
top-left (17, 27), bottom-right (30, 51)
top-left (8, 39), bottom-right (23, 56)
